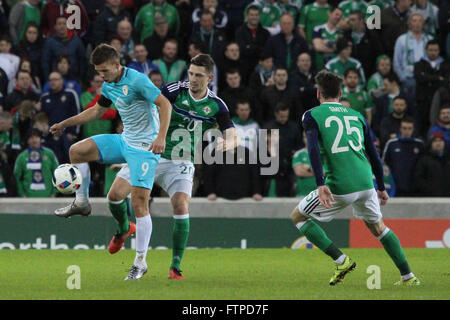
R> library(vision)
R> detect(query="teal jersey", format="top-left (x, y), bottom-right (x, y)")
top-left (160, 81), bottom-right (234, 162)
top-left (302, 102), bottom-right (374, 194)
top-left (100, 67), bottom-right (161, 151)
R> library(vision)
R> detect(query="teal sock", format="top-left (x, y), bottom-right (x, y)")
top-left (171, 215), bottom-right (190, 269)
top-left (108, 200), bottom-right (129, 235)
top-left (379, 229), bottom-right (411, 275)
top-left (298, 220), bottom-right (344, 260)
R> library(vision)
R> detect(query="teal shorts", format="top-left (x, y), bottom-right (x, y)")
top-left (91, 134), bottom-right (160, 190)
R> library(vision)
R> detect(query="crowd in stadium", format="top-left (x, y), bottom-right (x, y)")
top-left (0, 0), bottom-right (449, 199)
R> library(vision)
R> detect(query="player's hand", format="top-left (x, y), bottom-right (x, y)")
top-left (149, 136), bottom-right (166, 154)
top-left (207, 193), bottom-right (217, 201)
top-left (49, 122), bottom-right (65, 137)
top-left (318, 185), bottom-right (334, 209)
top-left (377, 190), bottom-right (389, 206)
top-left (252, 193), bottom-right (263, 201)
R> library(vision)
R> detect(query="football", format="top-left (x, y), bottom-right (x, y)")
top-left (52, 164), bottom-right (82, 194)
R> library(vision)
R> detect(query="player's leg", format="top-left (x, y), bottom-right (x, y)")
top-left (106, 167), bottom-right (136, 254)
top-left (54, 138), bottom-right (101, 218)
top-left (365, 220), bottom-right (419, 285)
top-left (291, 189), bottom-right (356, 285)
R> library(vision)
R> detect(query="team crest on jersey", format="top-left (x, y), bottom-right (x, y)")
top-left (61, 95), bottom-right (66, 102)
top-left (203, 106), bottom-right (211, 114)
top-left (122, 85), bottom-right (128, 96)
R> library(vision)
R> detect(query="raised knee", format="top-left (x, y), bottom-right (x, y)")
top-left (107, 190), bottom-right (123, 203)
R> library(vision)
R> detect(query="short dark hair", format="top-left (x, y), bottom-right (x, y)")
top-left (16, 69), bottom-right (31, 79)
top-left (236, 100), bottom-right (251, 108)
top-left (57, 55), bottom-right (70, 64)
top-left (393, 95), bottom-right (408, 104)
top-left (275, 102), bottom-right (289, 113)
top-left (190, 54), bottom-right (215, 74)
top-left (189, 40), bottom-right (208, 54)
top-left (344, 67), bottom-right (360, 78)
top-left (400, 116), bottom-right (415, 125)
top-left (225, 68), bottom-right (240, 76)
top-left (274, 67), bottom-right (288, 74)
top-left (383, 72), bottom-right (399, 84)
top-left (90, 43), bottom-right (120, 65)
top-left (149, 70), bottom-right (162, 78)
top-left (200, 9), bottom-right (214, 18)
top-left (348, 10), bottom-right (364, 20)
top-left (247, 5), bottom-right (260, 14)
top-left (315, 70), bottom-right (343, 99)
top-left (426, 39), bottom-right (440, 49)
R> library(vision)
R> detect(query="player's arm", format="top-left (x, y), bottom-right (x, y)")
top-left (302, 111), bottom-right (334, 208)
top-left (215, 102), bottom-right (239, 152)
top-left (363, 120), bottom-right (389, 205)
top-left (149, 93), bottom-right (172, 154)
top-left (49, 96), bottom-right (110, 136)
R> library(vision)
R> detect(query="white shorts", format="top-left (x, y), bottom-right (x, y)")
top-left (297, 188), bottom-right (383, 223)
top-left (116, 158), bottom-right (194, 198)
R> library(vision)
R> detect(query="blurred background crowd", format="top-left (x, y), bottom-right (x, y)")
top-left (0, 0), bottom-right (449, 199)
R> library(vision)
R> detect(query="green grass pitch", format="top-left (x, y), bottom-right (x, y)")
top-left (0, 248), bottom-right (448, 300)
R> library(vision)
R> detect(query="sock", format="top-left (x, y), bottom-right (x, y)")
top-left (379, 228), bottom-right (412, 276)
top-left (171, 214), bottom-right (190, 270)
top-left (134, 215), bottom-right (152, 269)
top-left (108, 199), bottom-right (129, 235)
top-left (297, 220), bottom-right (344, 261)
top-left (74, 162), bottom-right (90, 206)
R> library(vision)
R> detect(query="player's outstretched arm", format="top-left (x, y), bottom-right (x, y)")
top-left (216, 127), bottom-right (240, 152)
top-left (49, 103), bottom-right (108, 136)
top-left (149, 93), bottom-right (172, 154)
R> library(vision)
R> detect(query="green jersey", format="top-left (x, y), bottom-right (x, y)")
top-left (14, 147), bottom-right (59, 197)
top-left (325, 56), bottom-right (366, 87)
top-left (298, 2), bottom-right (331, 44)
top-left (81, 90), bottom-right (115, 139)
top-left (302, 102), bottom-right (374, 194)
top-left (339, 0), bottom-right (369, 18)
top-left (312, 23), bottom-right (343, 70)
top-left (161, 81), bottom-right (234, 162)
top-left (245, 1), bottom-right (281, 28)
top-left (135, 2), bottom-right (180, 42)
top-left (341, 86), bottom-right (373, 118)
top-left (292, 148), bottom-right (316, 196)
top-left (367, 72), bottom-right (383, 94)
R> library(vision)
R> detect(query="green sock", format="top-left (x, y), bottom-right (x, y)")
top-left (171, 215), bottom-right (190, 270)
top-left (108, 200), bottom-right (129, 235)
top-left (298, 220), bottom-right (344, 260)
top-left (379, 229), bottom-right (411, 275)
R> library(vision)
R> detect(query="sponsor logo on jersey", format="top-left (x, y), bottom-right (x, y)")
top-left (122, 85), bottom-right (128, 96)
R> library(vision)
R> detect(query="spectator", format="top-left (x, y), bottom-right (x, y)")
top-left (32, 111), bottom-right (71, 164)
top-left (411, 0), bottom-right (439, 37)
top-left (192, 0), bottom-right (228, 31)
top-left (264, 13), bottom-right (309, 73)
top-left (0, 35), bottom-right (20, 91)
top-left (257, 67), bottom-right (302, 125)
top-left (438, 0), bottom-right (449, 58)
top-left (325, 37), bottom-right (366, 87)
top-left (372, 72), bottom-right (406, 137)
top-left (39, 71), bottom-right (80, 142)
top-left (380, 0), bottom-right (412, 58)
top-left (116, 19), bottom-right (135, 60)
top-left (393, 12), bottom-right (433, 111)
top-left (414, 40), bottom-right (449, 138)
top-left (8, 58), bottom-right (42, 95)
top-left (153, 39), bottom-right (187, 83)
top-left (262, 102), bottom-right (302, 196)
top-left (143, 15), bottom-right (173, 61)
top-left (10, 100), bottom-right (36, 153)
top-left (8, 0), bottom-right (41, 45)
top-left (217, 42), bottom-right (249, 90)
top-left (288, 52), bottom-right (318, 112)
top-left (312, 6), bottom-right (343, 70)
top-left (379, 95), bottom-right (409, 150)
top-left (41, 16), bottom-right (87, 81)
top-left (40, 0), bottom-right (89, 38)
top-left (232, 99), bottom-right (260, 155)
top-left (382, 116), bottom-right (424, 196)
top-left (247, 53), bottom-right (274, 101)
top-left (204, 144), bottom-right (263, 200)
top-left (109, 36), bottom-right (132, 67)
top-left (428, 105), bottom-right (450, 152)
top-left (344, 10), bottom-right (384, 77)
top-left (42, 55), bottom-right (82, 97)
top-left (13, 22), bottom-right (43, 82)
top-left (341, 67), bottom-right (373, 124)
top-left (430, 74), bottom-right (450, 126)
top-left (127, 44), bottom-right (159, 76)
top-left (292, 132), bottom-right (316, 197)
top-left (149, 69), bottom-right (163, 89)
top-left (367, 55), bottom-right (392, 99)
top-left (220, 69), bottom-right (251, 118)
top-left (93, 0), bottom-right (131, 46)
top-left (4, 70), bottom-right (40, 112)
top-left (277, 0), bottom-right (301, 23)
top-left (189, 9), bottom-right (226, 62)
top-left (338, 0), bottom-right (368, 19)
top-left (134, 0), bottom-right (180, 43)
top-left (0, 111), bottom-right (16, 196)
top-left (414, 131), bottom-right (450, 196)
top-left (298, 0), bottom-right (332, 45)
top-left (245, 0), bottom-right (281, 36)
top-left (13, 128), bottom-right (59, 198)
top-left (235, 4), bottom-right (270, 75)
